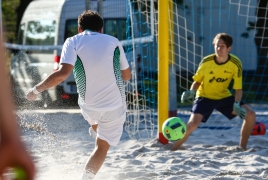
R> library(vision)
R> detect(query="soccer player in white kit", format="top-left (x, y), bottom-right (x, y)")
top-left (26, 10), bottom-right (131, 179)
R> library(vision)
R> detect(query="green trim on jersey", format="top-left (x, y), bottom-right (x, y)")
top-left (113, 47), bottom-right (125, 104)
top-left (73, 56), bottom-right (86, 102)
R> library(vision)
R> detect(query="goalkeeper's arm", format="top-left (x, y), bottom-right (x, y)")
top-left (181, 81), bottom-right (200, 103)
top-left (234, 89), bottom-right (243, 103)
top-left (190, 81), bottom-right (201, 92)
top-left (233, 89), bottom-right (246, 119)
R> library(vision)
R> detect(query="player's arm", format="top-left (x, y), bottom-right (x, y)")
top-left (233, 89), bottom-right (246, 119)
top-left (35, 63), bottom-right (73, 92)
top-left (233, 71), bottom-right (243, 103)
top-left (26, 63), bottom-right (73, 101)
top-left (181, 62), bottom-right (203, 103)
top-left (231, 57), bottom-right (246, 118)
top-left (181, 81), bottom-right (201, 103)
top-left (190, 81), bottom-right (201, 91)
top-left (121, 67), bottom-right (131, 81)
top-left (233, 72), bottom-right (245, 119)
top-left (191, 61), bottom-right (204, 92)
top-left (118, 41), bottom-right (131, 81)
top-left (234, 89), bottom-right (243, 102)
top-left (232, 56), bottom-right (243, 101)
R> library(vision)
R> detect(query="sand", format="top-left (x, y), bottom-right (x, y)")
top-left (17, 109), bottom-right (268, 180)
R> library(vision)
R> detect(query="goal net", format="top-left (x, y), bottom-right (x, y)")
top-left (6, 0), bottom-right (268, 141)
top-left (5, 0), bottom-right (157, 140)
top-left (123, 0), bottom-right (157, 140)
top-left (169, 0), bottom-right (268, 130)
top-left (126, 0), bottom-right (268, 138)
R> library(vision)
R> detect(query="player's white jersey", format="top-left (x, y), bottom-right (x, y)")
top-left (60, 30), bottom-right (129, 111)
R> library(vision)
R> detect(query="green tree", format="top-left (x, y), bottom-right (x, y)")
top-left (2, 0), bottom-right (32, 42)
top-left (2, 0), bottom-right (20, 42)
top-left (15, 0), bottom-right (32, 40)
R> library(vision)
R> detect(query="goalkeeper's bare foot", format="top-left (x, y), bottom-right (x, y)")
top-left (172, 140), bottom-right (184, 151)
top-left (163, 143), bottom-right (173, 151)
top-left (240, 145), bottom-right (247, 151)
top-left (164, 143), bottom-right (187, 151)
top-left (172, 141), bottom-right (188, 151)
top-left (172, 145), bottom-right (187, 151)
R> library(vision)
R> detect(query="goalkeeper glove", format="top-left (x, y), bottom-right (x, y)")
top-left (181, 89), bottom-right (195, 103)
top-left (233, 102), bottom-right (246, 119)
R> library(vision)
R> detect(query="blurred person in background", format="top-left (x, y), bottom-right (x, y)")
top-left (0, 34), bottom-right (36, 179)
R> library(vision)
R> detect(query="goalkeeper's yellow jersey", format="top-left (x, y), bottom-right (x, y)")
top-left (193, 53), bottom-right (243, 100)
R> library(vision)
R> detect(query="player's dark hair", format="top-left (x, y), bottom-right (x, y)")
top-left (78, 10), bottom-right (103, 32)
top-left (212, 33), bottom-right (233, 48)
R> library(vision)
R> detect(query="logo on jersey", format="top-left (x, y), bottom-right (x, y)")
top-left (209, 71), bottom-right (214, 74)
top-left (209, 77), bottom-right (228, 83)
top-left (224, 70), bottom-right (232, 74)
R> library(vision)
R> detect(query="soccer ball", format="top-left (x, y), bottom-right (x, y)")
top-left (13, 167), bottom-right (27, 180)
top-left (162, 117), bottom-right (186, 141)
top-left (251, 121), bottom-right (266, 135)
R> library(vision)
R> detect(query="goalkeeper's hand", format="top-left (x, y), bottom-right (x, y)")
top-left (233, 102), bottom-right (246, 119)
top-left (181, 90), bottom-right (195, 103)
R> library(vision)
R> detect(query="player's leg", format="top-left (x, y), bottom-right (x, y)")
top-left (91, 124), bottom-right (98, 132)
top-left (82, 105), bottom-right (126, 178)
top-left (172, 97), bottom-right (215, 151)
top-left (239, 104), bottom-right (256, 150)
top-left (172, 113), bottom-right (203, 151)
top-left (83, 137), bottom-right (110, 175)
top-left (80, 107), bottom-right (99, 139)
top-left (79, 108), bottom-right (105, 179)
top-left (89, 124), bottom-right (98, 139)
top-left (216, 96), bottom-right (256, 150)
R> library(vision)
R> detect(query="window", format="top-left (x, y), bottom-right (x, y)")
top-left (64, 18), bottom-right (126, 41)
top-left (103, 19), bottom-right (126, 41)
top-left (17, 23), bottom-right (25, 44)
top-left (25, 20), bottom-right (56, 45)
top-left (65, 19), bottom-right (78, 41)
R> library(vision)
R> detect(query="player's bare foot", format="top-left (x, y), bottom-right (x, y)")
top-left (172, 145), bottom-right (187, 151)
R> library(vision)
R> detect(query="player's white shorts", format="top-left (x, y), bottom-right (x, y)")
top-left (80, 105), bottom-right (126, 146)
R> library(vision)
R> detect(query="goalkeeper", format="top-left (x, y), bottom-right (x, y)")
top-left (172, 33), bottom-right (256, 151)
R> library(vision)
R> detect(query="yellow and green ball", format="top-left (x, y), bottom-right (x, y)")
top-left (14, 167), bottom-right (27, 180)
top-left (162, 117), bottom-right (186, 141)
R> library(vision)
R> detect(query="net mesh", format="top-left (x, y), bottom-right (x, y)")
top-left (126, 0), bottom-right (268, 137)
top-left (124, 0), bottom-right (157, 140)
top-left (6, 0), bottom-right (158, 140)
top-left (170, 0), bottom-right (267, 130)
top-left (7, 0), bottom-right (268, 140)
